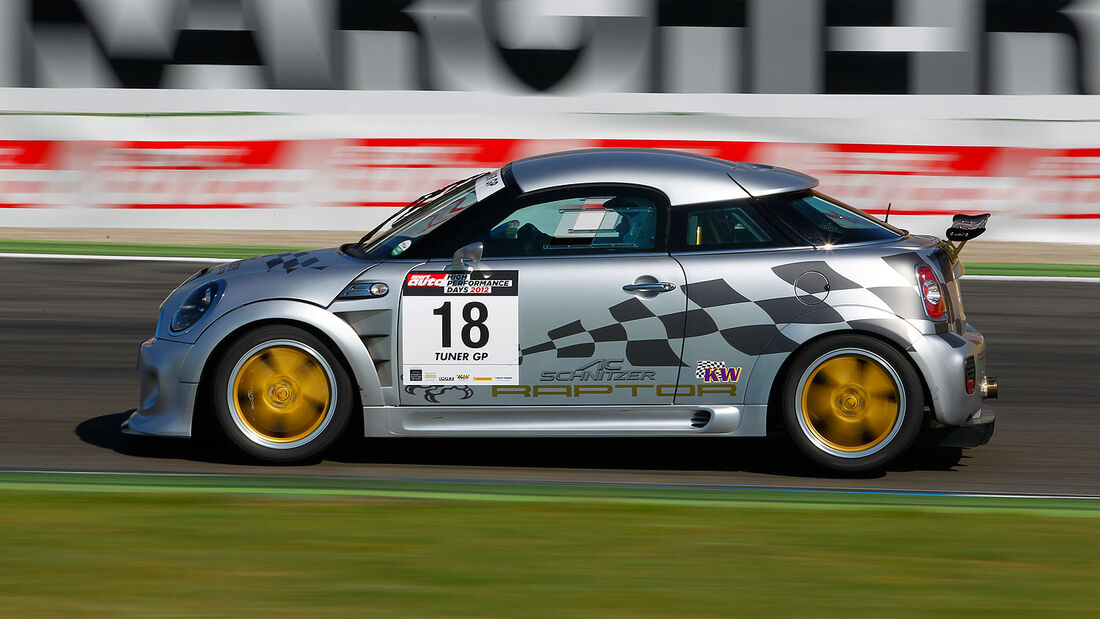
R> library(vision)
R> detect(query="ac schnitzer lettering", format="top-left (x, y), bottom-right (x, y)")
top-left (540, 358), bottom-right (656, 382)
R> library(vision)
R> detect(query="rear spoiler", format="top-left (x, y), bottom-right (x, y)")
top-left (941, 213), bottom-right (989, 262)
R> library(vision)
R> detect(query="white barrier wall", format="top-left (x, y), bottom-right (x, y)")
top-left (2, 91), bottom-right (1100, 244)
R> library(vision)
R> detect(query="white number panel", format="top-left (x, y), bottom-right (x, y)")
top-left (401, 271), bottom-right (519, 385)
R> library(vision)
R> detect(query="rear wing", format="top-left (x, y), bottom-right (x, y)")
top-left (942, 213), bottom-right (989, 262)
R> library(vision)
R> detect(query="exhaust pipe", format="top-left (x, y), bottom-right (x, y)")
top-left (981, 375), bottom-right (998, 399)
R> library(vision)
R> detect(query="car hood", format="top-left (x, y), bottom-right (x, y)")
top-left (157, 247), bottom-right (379, 343)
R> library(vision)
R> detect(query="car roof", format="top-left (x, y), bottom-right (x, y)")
top-left (508, 148), bottom-right (818, 206)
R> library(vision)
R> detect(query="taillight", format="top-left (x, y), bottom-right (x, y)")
top-left (964, 357), bottom-right (976, 394)
top-left (916, 265), bottom-right (947, 320)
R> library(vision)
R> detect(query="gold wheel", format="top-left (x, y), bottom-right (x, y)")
top-left (799, 352), bottom-right (901, 454)
top-left (230, 343), bottom-right (333, 444)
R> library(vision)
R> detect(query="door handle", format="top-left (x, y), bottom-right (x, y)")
top-left (622, 282), bottom-right (676, 294)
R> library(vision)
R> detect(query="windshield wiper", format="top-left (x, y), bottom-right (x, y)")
top-left (358, 175), bottom-right (476, 245)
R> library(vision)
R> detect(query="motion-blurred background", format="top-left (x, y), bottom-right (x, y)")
top-left (2, 0), bottom-right (1100, 254)
top-left (2, 6), bottom-right (1098, 614)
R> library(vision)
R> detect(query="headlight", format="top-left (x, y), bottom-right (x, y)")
top-left (171, 281), bottom-right (223, 332)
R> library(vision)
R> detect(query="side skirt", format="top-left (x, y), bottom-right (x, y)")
top-left (362, 404), bottom-right (768, 438)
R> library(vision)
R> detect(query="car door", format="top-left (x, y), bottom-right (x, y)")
top-left (398, 185), bottom-right (687, 407)
top-left (670, 198), bottom-right (800, 406)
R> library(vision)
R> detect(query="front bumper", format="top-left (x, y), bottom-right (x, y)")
top-left (122, 337), bottom-right (198, 437)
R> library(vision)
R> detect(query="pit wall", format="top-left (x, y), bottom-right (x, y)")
top-left (2, 91), bottom-right (1100, 245)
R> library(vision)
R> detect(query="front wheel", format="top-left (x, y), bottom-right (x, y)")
top-left (212, 325), bottom-right (353, 463)
top-left (781, 335), bottom-right (924, 472)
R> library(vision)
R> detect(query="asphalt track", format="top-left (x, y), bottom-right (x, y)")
top-left (1, 257), bottom-right (1098, 496)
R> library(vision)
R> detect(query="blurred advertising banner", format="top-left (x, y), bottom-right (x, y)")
top-left (2, 135), bottom-right (1099, 242)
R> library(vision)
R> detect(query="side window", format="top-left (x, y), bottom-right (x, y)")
top-left (480, 192), bottom-right (663, 258)
top-left (672, 200), bottom-right (791, 252)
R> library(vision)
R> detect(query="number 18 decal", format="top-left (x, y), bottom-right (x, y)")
top-left (401, 271), bottom-right (519, 385)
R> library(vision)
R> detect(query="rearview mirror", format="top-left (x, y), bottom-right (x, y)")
top-left (448, 241), bottom-right (484, 272)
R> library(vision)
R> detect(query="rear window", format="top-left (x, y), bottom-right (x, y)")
top-left (671, 200), bottom-right (792, 252)
top-left (761, 191), bottom-right (904, 246)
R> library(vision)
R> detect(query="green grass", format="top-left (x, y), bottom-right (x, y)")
top-left (0, 473), bottom-right (1096, 617)
top-left (964, 262), bottom-right (1100, 278)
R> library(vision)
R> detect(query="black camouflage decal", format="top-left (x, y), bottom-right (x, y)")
top-left (625, 339), bottom-right (684, 367)
top-left (557, 342), bottom-right (596, 358)
top-left (404, 385), bottom-right (474, 403)
top-left (548, 320), bottom-right (586, 339)
top-left (931, 249), bottom-right (956, 283)
top-left (680, 279), bottom-right (748, 307)
top-left (868, 286), bottom-right (927, 320)
top-left (936, 332), bottom-right (968, 348)
top-left (756, 297), bottom-right (844, 324)
top-left (881, 252), bottom-right (926, 280)
top-left (720, 325), bottom-right (798, 356)
top-left (771, 261), bottom-right (860, 291)
top-left (846, 318), bottom-right (915, 347)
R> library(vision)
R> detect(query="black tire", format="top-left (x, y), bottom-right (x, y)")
top-left (212, 324), bottom-right (353, 463)
top-left (780, 334), bottom-right (924, 472)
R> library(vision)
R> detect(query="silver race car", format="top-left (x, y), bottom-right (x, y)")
top-left (125, 149), bottom-right (997, 472)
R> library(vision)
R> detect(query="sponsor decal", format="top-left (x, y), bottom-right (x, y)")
top-left (473, 376), bottom-right (493, 382)
top-left (406, 273), bottom-right (448, 288)
top-left (391, 239), bottom-right (412, 256)
top-left (409, 368), bottom-right (423, 381)
top-left (404, 385), bottom-right (474, 403)
top-left (540, 358), bottom-right (656, 382)
top-left (403, 271), bottom-right (518, 296)
top-left (492, 384), bottom-right (736, 398)
top-left (474, 168), bottom-right (505, 201)
top-left (402, 270), bottom-right (520, 385)
top-left (696, 361), bottom-right (741, 383)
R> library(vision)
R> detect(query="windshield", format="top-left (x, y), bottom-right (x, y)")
top-left (359, 170), bottom-right (504, 259)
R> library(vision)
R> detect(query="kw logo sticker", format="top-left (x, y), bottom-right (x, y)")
top-left (696, 361), bottom-right (741, 383)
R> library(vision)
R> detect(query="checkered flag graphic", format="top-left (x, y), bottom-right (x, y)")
top-left (518, 252), bottom-right (951, 366)
top-left (265, 251), bottom-right (327, 273)
top-left (695, 360), bottom-right (727, 380)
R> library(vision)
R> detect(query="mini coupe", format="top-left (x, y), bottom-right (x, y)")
top-left (126, 148), bottom-right (997, 471)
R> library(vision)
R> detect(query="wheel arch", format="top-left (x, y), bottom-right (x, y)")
top-left (183, 300), bottom-right (382, 434)
top-left (745, 310), bottom-right (936, 432)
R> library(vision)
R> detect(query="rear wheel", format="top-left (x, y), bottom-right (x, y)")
top-left (781, 335), bottom-right (923, 472)
top-left (212, 325), bottom-right (353, 463)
